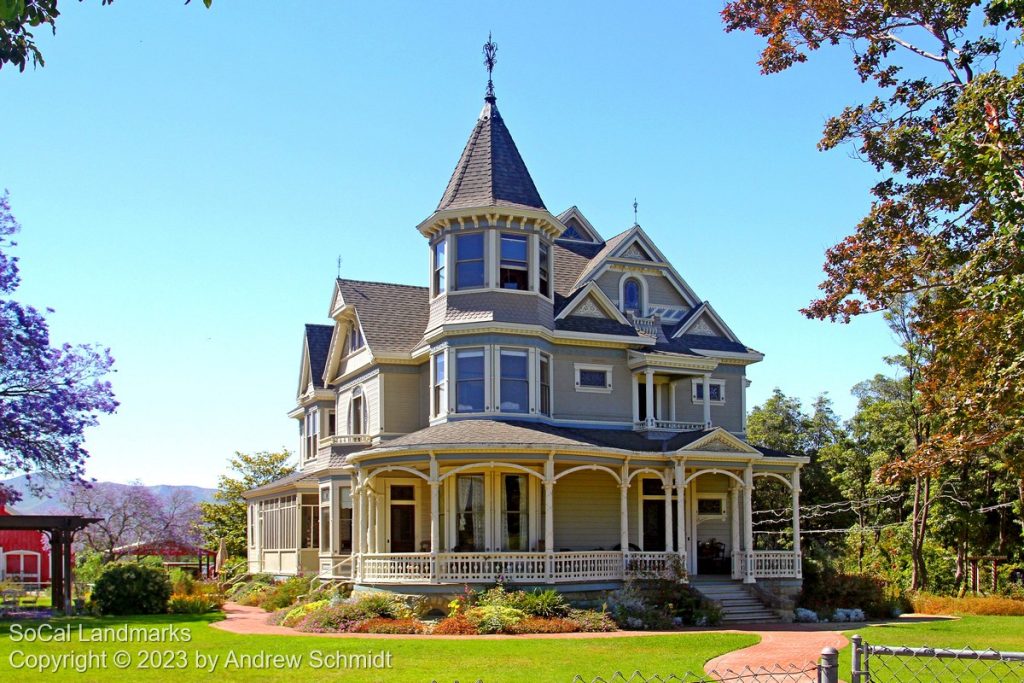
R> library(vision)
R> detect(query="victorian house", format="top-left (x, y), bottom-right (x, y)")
top-left (244, 77), bottom-right (806, 609)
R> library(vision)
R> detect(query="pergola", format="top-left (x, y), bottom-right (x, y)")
top-left (0, 514), bottom-right (100, 615)
top-left (115, 539), bottom-right (217, 577)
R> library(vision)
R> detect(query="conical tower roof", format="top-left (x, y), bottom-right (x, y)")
top-left (437, 96), bottom-right (546, 212)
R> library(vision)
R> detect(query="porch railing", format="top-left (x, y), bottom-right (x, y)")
top-left (350, 551), bottom-right (681, 584)
top-left (733, 550), bottom-right (801, 579)
top-left (633, 420), bottom-right (707, 433)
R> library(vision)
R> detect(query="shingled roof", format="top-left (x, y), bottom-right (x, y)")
top-left (335, 279), bottom-right (429, 354)
top-left (437, 97), bottom-right (546, 211)
top-left (304, 324), bottom-right (333, 388)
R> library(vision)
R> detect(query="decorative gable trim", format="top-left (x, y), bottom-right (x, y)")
top-left (323, 311), bottom-right (373, 387)
top-left (555, 206), bottom-right (602, 243)
top-left (672, 302), bottom-right (742, 343)
top-left (680, 428), bottom-right (761, 456)
top-left (576, 226), bottom-right (701, 308)
top-left (297, 336), bottom-right (313, 399)
top-left (555, 282), bottom-right (630, 324)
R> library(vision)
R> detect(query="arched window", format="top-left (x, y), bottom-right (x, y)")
top-left (623, 278), bottom-right (643, 314)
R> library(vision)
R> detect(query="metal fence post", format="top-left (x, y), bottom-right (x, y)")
top-left (851, 634), bottom-right (863, 683)
top-left (819, 646), bottom-right (839, 683)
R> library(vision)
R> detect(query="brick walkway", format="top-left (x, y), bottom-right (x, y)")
top-left (704, 624), bottom-right (849, 681)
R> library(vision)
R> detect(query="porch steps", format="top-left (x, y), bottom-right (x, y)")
top-left (688, 576), bottom-right (780, 624)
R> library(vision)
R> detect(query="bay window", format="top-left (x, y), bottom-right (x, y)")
top-left (455, 233), bottom-right (485, 289)
top-left (304, 409), bottom-right (319, 459)
top-left (499, 348), bottom-right (529, 413)
top-left (538, 353), bottom-right (552, 416)
top-left (433, 239), bottom-right (447, 295)
top-left (455, 348), bottom-right (485, 413)
top-left (499, 234), bottom-right (529, 290)
top-left (432, 351), bottom-right (447, 417)
top-left (538, 241), bottom-right (550, 297)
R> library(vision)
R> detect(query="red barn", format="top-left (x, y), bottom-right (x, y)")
top-left (0, 504), bottom-right (51, 586)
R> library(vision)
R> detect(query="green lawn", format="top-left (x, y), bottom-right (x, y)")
top-left (840, 616), bottom-right (1024, 682)
top-left (0, 613), bottom-right (757, 682)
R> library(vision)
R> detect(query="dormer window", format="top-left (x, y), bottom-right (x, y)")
top-left (349, 387), bottom-right (366, 434)
top-left (348, 323), bottom-right (365, 353)
top-left (623, 278), bottom-right (643, 315)
top-left (499, 234), bottom-right (529, 290)
top-left (455, 233), bottom-right (485, 290)
top-left (433, 240), bottom-right (447, 295)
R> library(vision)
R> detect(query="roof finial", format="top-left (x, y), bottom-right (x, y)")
top-left (483, 32), bottom-right (498, 101)
top-left (633, 197), bottom-right (639, 227)
top-left (336, 255), bottom-right (343, 279)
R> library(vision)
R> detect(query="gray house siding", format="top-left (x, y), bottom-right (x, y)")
top-left (671, 364), bottom-right (746, 433)
top-left (553, 469), bottom-right (622, 550)
top-left (551, 346), bottom-right (632, 424)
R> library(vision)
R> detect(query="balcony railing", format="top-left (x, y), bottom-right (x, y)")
top-left (318, 434), bottom-right (373, 451)
top-left (633, 420), bottom-right (708, 433)
top-left (342, 551), bottom-right (680, 584)
top-left (629, 314), bottom-right (660, 338)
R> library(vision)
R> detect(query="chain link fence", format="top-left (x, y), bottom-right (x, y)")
top-left (850, 634), bottom-right (1024, 682)
top-left (569, 665), bottom-right (819, 682)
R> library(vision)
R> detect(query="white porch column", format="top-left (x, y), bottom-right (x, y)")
top-left (351, 477), bottom-right (362, 580)
top-left (372, 489), bottom-right (380, 552)
top-left (645, 369), bottom-right (655, 426)
top-left (792, 467), bottom-right (802, 579)
top-left (674, 460), bottom-right (686, 576)
top-left (544, 457), bottom-right (555, 583)
top-left (619, 464), bottom-right (630, 569)
top-left (663, 469), bottom-right (674, 553)
top-left (730, 485), bottom-right (741, 580)
top-left (429, 456), bottom-right (440, 584)
top-left (743, 465), bottom-right (755, 584)
top-left (669, 381), bottom-right (677, 422)
top-left (631, 374), bottom-right (640, 424)
top-left (702, 373), bottom-right (712, 428)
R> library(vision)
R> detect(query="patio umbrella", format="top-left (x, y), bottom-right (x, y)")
top-left (214, 538), bottom-right (226, 576)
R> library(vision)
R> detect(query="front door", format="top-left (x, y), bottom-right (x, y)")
top-left (388, 483), bottom-right (416, 552)
top-left (389, 505), bottom-right (415, 552)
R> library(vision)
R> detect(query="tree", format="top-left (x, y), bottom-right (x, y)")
top-left (199, 450), bottom-right (294, 557)
top-left (721, 1), bottom-right (1024, 492)
top-left (0, 0), bottom-right (211, 72)
top-left (64, 481), bottom-right (160, 561)
top-left (0, 192), bottom-right (117, 505)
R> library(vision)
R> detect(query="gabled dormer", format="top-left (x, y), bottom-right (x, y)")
top-left (555, 206), bottom-right (602, 244)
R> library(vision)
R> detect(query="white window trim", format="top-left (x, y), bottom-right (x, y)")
top-left (430, 349), bottom-right (448, 419)
top-left (696, 493), bottom-right (728, 522)
top-left (453, 346), bottom-right (489, 414)
top-left (348, 385), bottom-right (368, 434)
top-left (574, 363), bottom-right (613, 394)
top-left (691, 378), bottom-right (726, 404)
top-left (454, 231), bottom-right (487, 291)
top-left (495, 345), bottom-right (531, 415)
top-left (431, 236), bottom-right (448, 299)
top-left (537, 351), bottom-right (553, 417)
top-left (384, 478), bottom-right (422, 553)
top-left (617, 272), bottom-right (649, 316)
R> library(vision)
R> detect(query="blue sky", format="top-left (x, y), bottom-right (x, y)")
top-left (2, 2), bottom-right (897, 488)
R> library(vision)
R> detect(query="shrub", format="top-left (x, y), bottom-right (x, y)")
top-left (258, 576), bottom-right (312, 612)
top-left (509, 616), bottom-right (579, 634)
top-left (267, 608), bottom-right (291, 626)
top-left (293, 604), bottom-right (362, 633)
top-left (799, 563), bottom-right (905, 618)
top-left (352, 618), bottom-right (426, 634)
top-left (910, 593), bottom-right (1024, 616)
top-left (566, 608), bottom-right (618, 632)
top-left (520, 589), bottom-right (570, 618)
top-left (608, 583), bottom-right (674, 630)
top-left (432, 614), bottom-right (479, 635)
top-left (832, 608), bottom-right (866, 622)
top-left (281, 599), bottom-right (330, 627)
top-left (465, 605), bottom-right (526, 634)
top-left (350, 591), bottom-right (416, 619)
top-left (237, 586), bottom-right (270, 607)
top-left (91, 563), bottom-right (171, 616)
top-left (168, 568), bottom-right (196, 596)
top-left (168, 593), bottom-right (221, 614)
top-left (794, 607), bottom-right (820, 623)
top-left (474, 585), bottom-right (530, 611)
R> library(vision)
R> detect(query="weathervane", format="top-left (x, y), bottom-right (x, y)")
top-left (483, 32), bottom-right (498, 100)
top-left (633, 197), bottom-right (639, 226)
top-left (337, 255), bottom-right (343, 279)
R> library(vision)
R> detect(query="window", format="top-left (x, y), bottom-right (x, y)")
top-left (319, 487), bottom-right (332, 553)
top-left (499, 349), bottom-right (529, 413)
top-left (454, 474), bottom-right (485, 551)
top-left (301, 493), bottom-right (319, 549)
top-left (455, 348), bottom-right (485, 412)
top-left (538, 353), bottom-right (551, 416)
top-left (697, 496), bottom-right (726, 520)
top-left (432, 352), bottom-right (447, 417)
top-left (455, 233), bottom-right (485, 289)
top-left (348, 323), bottom-right (364, 353)
top-left (499, 234), bottom-right (529, 290)
top-left (390, 485), bottom-right (415, 501)
top-left (574, 363), bottom-right (612, 393)
top-left (433, 239), bottom-right (446, 295)
top-left (338, 488), bottom-right (353, 551)
top-left (350, 387), bottom-right (366, 434)
top-left (623, 278), bottom-right (642, 314)
top-left (538, 242), bottom-right (550, 297)
top-left (501, 474), bottom-right (529, 551)
top-left (328, 411), bottom-right (336, 436)
top-left (304, 409), bottom-right (319, 459)
top-left (692, 378), bottom-right (726, 403)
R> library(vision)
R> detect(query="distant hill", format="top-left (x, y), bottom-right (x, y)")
top-left (1, 474), bottom-right (217, 514)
